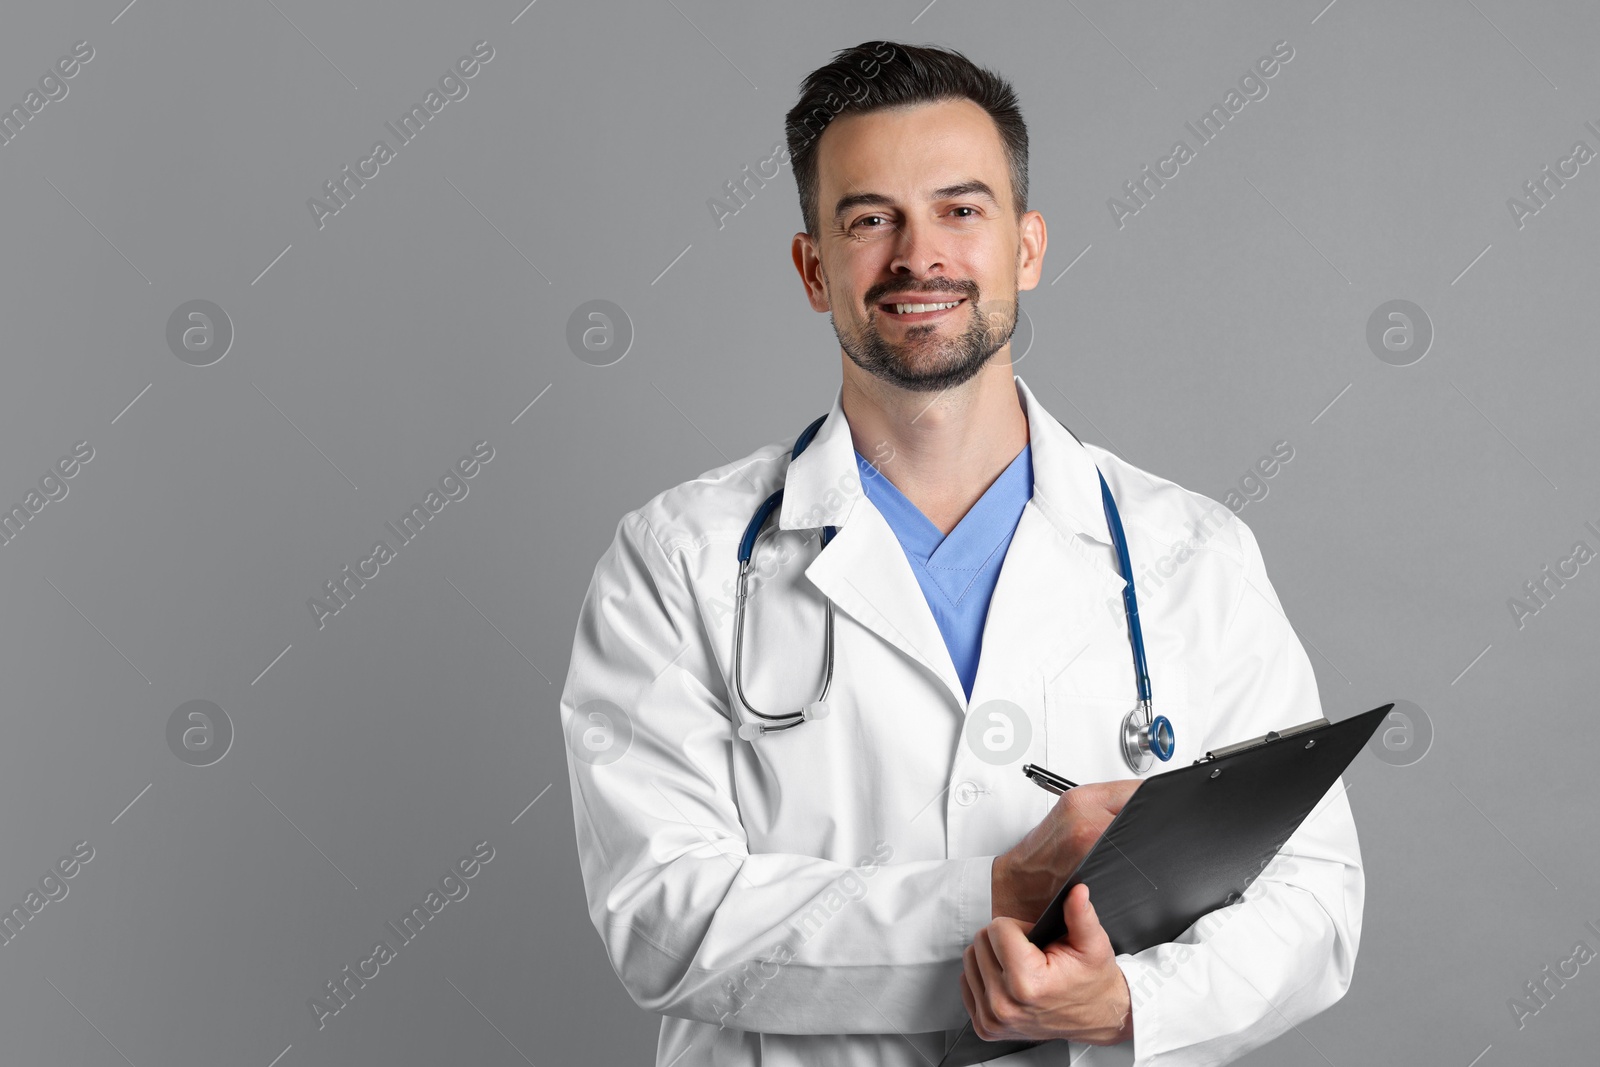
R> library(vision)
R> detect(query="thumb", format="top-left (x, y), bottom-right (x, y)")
top-left (1064, 883), bottom-right (1106, 955)
top-left (1105, 778), bottom-right (1143, 813)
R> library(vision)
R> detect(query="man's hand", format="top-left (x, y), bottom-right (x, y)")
top-left (993, 779), bottom-right (1142, 921)
top-left (961, 883), bottom-right (1135, 1045)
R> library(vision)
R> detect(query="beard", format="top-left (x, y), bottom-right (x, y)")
top-left (832, 284), bottom-right (1019, 393)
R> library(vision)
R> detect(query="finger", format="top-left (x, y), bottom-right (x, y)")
top-left (989, 914), bottom-right (1040, 972)
top-left (1063, 883), bottom-right (1113, 961)
top-left (962, 942), bottom-right (1000, 1038)
top-left (960, 968), bottom-right (996, 1042)
top-left (989, 916), bottom-right (1047, 1003)
top-left (973, 925), bottom-right (1008, 1000)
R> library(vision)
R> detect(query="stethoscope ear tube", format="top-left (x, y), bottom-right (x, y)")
top-left (731, 415), bottom-right (836, 739)
top-left (732, 543), bottom-right (836, 737)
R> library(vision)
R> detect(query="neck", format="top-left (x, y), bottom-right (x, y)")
top-left (840, 353), bottom-right (1029, 536)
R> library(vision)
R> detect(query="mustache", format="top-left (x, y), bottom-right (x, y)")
top-left (868, 281), bottom-right (974, 304)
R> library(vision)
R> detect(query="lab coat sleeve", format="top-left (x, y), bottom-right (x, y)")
top-left (561, 509), bottom-right (993, 1035)
top-left (1111, 517), bottom-right (1364, 1066)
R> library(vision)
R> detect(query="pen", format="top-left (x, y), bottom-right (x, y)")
top-left (1021, 762), bottom-right (1078, 795)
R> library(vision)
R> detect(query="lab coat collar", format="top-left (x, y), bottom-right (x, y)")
top-left (776, 373), bottom-right (1113, 549)
top-left (776, 373), bottom-right (1126, 713)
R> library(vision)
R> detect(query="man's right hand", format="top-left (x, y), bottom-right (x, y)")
top-left (991, 779), bottom-right (1143, 922)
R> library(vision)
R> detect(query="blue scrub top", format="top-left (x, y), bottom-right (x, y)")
top-left (855, 444), bottom-right (1034, 701)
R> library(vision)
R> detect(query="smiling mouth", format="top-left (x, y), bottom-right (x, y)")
top-left (877, 297), bottom-right (967, 320)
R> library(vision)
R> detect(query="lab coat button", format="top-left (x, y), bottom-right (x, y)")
top-left (953, 780), bottom-right (980, 806)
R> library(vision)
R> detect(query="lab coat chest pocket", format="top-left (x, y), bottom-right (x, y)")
top-left (1043, 634), bottom-right (1205, 782)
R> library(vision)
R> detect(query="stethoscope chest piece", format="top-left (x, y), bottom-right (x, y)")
top-left (1121, 702), bottom-right (1176, 773)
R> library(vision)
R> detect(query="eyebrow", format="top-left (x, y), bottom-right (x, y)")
top-left (831, 180), bottom-right (1001, 225)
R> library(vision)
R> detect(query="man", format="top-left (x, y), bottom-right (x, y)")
top-left (560, 40), bottom-right (1362, 1066)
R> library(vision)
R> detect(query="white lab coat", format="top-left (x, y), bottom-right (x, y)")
top-left (560, 375), bottom-right (1363, 1066)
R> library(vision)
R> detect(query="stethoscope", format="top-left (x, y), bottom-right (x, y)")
top-left (732, 415), bottom-right (1176, 774)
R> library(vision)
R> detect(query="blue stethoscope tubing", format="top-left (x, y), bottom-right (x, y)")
top-left (1095, 458), bottom-right (1176, 772)
top-left (732, 416), bottom-right (837, 740)
top-left (732, 415), bottom-right (1175, 774)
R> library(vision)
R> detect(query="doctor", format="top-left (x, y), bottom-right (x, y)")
top-left (560, 39), bottom-right (1362, 1067)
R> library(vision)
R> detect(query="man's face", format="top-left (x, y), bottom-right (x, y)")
top-left (794, 97), bottom-right (1045, 393)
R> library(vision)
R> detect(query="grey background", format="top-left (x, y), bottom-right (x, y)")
top-left (0, 0), bottom-right (1594, 1064)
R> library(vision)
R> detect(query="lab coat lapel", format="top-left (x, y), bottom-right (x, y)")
top-left (967, 500), bottom-right (1125, 705)
top-left (968, 377), bottom-right (1127, 704)
top-left (776, 376), bottom-right (1125, 715)
top-left (804, 504), bottom-right (970, 708)
top-left (778, 388), bottom-right (969, 709)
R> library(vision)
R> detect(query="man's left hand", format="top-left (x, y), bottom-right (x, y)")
top-left (960, 883), bottom-right (1134, 1045)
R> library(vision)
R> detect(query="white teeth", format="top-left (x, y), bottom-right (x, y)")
top-left (891, 300), bottom-right (961, 314)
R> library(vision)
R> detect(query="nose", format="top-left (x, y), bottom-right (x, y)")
top-left (886, 213), bottom-right (948, 280)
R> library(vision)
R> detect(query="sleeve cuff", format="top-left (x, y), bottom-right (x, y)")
top-left (953, 855), bottom-right (996, 952)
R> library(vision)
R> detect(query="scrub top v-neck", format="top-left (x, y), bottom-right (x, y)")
top-left (854, 443), bottom-right (1034, 701)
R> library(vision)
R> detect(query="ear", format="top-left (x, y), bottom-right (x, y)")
top-left (1015, 210), bottom-right (1047, 293)
top-left (792, 232), bottom-right (831, 312)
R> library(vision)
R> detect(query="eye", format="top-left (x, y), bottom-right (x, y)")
top-left (853, 214), bottom-right (891, 229)
top-left (949, 206), bottom-right (983, 219)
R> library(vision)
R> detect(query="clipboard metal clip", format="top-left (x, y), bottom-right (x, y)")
top-left (1192, 717), bottom-right (1329, 765)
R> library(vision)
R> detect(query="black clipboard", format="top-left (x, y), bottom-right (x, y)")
top-left (939, 703), bottom-right (1391, 1066)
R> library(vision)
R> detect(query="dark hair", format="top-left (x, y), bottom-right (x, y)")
top-left (783, 41), bottom-right (1029, 239)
